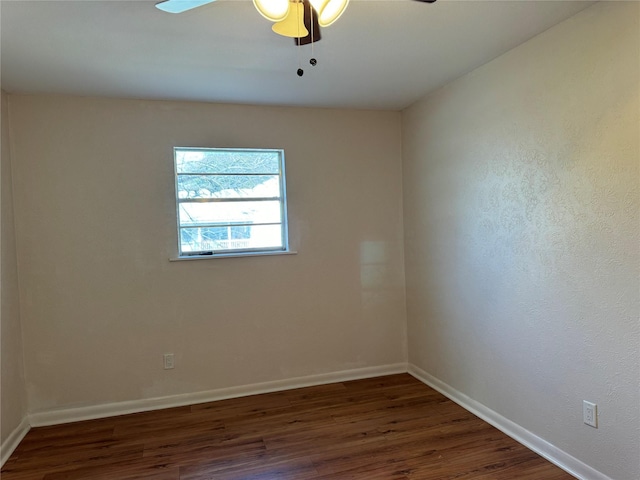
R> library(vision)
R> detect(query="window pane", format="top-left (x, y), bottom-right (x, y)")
top-left (180, 224), bottom-right (283, 253)
top-left (174, 147), bottom-right (289, 256)
top-left (176, 149), bottom-right (280, 174)
top-left (179, 200), bottom-right (282, 226)
top-left (177, 175), bottom-right (280, 200)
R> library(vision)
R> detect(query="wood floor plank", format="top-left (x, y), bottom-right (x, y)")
top-left (2, 443), bottom-right (144, 479)
top-left (42, 464), bottom-right (180, 480)
top-left (1, 374), bottom-right (575, 479)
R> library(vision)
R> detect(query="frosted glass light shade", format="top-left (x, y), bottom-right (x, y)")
top-left (272, 2), bottom-right (308, 38)
top-left (253, 0), bottom-right (290, 22)
top-left (309, 0), bottom-right (349, 27)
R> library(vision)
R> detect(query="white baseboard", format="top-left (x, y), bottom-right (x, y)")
top-left (29, 363), bottom-right (408, 427)
top-left (408, 364), bottom-right (612, 480)
top-left (1, 416), bottom-right (30, 468)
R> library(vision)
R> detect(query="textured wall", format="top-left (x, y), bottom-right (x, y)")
top-left (402, 2), bottom-right (639, 479)
top-left (8, 96), bottom-right (406, 414)
top-left (1, 90), bottom-right (27, 445)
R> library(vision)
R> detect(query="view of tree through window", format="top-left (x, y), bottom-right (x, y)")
top-left (174, 148), bottom-right (288, 255)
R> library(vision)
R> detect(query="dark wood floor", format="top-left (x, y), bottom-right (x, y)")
top-left (1, 374), bottom-right (574, 479)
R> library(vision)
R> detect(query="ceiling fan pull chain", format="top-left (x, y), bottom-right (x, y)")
top-left (297, 2), bottom-right (304, 77)
top-left (310, 2), bottom-right (317, 67)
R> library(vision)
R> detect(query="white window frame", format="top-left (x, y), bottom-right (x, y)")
top-left (173, 147), bottom-right (291, 259)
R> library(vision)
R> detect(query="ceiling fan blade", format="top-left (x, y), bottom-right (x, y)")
top-left (413, 0), bottom-right (437, 3)
top-left (155, 0), bottom-right (217, 14)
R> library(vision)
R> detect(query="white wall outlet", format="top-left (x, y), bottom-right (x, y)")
top-left (583, 400), bottom-right (597, 428)
top-left (163, 353), bottom-right (175, 370)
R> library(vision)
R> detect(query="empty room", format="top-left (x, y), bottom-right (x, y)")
top-left (1, 0), bottom-right (638, 479)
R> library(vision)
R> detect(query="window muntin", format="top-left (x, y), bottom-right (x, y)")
top-left (174, 148), bottom-right (289, 256)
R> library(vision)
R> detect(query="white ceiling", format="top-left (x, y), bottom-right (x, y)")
top-left (0, 0), bottom-right (595, 110)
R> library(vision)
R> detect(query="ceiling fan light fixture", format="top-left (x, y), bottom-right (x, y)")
top-left (253, 0), bottom-right (290, 22)
top-left (296, 0), bottom-right (322, 45)
top-left (309, 0), bottom-right (349, 27)
top-left (272, 1), bottom-right (309, 38)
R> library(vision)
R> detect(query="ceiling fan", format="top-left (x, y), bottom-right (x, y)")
top-left (155, 0), bottom-right (437, 45)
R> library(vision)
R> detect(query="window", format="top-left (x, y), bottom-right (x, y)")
top-left (174, 147), bottom-right (289, 257)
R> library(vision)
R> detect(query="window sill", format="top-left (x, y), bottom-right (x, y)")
top-left (169, 250), bottom-right (298, 261)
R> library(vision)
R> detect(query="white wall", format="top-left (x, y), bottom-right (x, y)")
top-left (1, 91), bottom-right (28, 450)
top-left (402, 3), bottom-right (639, 479)
top-left (8, 96), bottom-right (407, 416)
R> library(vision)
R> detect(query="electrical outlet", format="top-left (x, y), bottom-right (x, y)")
top-left (583, 400), bottom-right (597, 428)
top-left (163, 353), bottom-right (175, 370)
